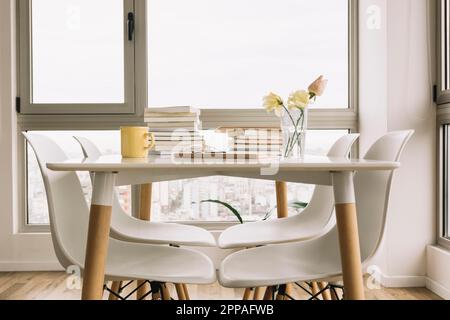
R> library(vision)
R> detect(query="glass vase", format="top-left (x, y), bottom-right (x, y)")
top-left (281, 108), bottom-right (308, 159)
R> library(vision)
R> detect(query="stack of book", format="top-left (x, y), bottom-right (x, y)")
top-left (145, 106), bottom-right (201, 131)
top-left (152, 130), bottom-right (204, 154)
top-left (223, 128), bottom-right (283, 157)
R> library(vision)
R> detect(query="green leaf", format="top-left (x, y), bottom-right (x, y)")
top-left (262, 206), bottom-right (276, 221)
top-left (201, 200), bottom-right (244, 224)
top-left (291, 201), bottom-right (308, 210)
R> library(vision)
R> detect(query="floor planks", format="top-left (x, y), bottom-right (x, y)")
top-left (0, 272), bottom-right (442, 300)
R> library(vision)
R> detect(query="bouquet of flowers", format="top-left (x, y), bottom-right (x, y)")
top-left (263, 75), bottom-right (328, 158)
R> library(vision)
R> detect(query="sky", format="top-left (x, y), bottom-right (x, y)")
top-left (31, 0), bottom-right (348, 109)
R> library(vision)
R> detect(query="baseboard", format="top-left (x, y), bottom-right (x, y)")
top-left (380, 274), bottom-right (426, 288)
top-left (0, 261), bottom-right (63, 272)
top-left (426, 278), bottom-right (450, 300)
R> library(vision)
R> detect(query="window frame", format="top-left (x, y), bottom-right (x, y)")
top-left (437, 0), bottom-right (450, 250)
top-left (17, 0), bottom-right (359, 231)
top-left (17, 0), bottom-right (148, 115)
top-left (438, 0), bottom-right (450, 105)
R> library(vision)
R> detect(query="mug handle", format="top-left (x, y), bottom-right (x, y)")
top-left (144, 132), bottom-right (156, 150)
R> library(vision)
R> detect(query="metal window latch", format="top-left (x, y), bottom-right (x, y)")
top-left (128, 12), bottom-right (135, 41)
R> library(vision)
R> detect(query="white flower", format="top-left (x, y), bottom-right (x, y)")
top-left (288, 90), bottom-right (310, 110)
top-left (263, 92), bottom-right (284, 116)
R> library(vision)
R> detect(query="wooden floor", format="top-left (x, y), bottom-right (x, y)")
top-left (0, 272), bottom-right (441, 300)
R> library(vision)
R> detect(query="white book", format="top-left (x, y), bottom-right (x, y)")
top-left (234, 139), bottom-right (283, 145)
top-left (152, 131), bottom-right (200, 136)
top-left (145, 112), bottom-right (199, 117)
top-left (174, 152), bottom-right (277, 160)
top-left (146, 106), bottom-right (200, 114)
top-left (156, 137), bottom-right (204, 142)
top-left (145, 117), bottom-right (199, 123)
top-left (148, 123), bottom-right (199, 129)
top-left (156, 141), bottom-right (203, 146)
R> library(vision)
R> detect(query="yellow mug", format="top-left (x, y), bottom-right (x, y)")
top-left (121, 127), bottom-right (155, 158)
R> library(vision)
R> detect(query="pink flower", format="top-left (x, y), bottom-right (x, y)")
top-left (308, 75), bottom-right (328, 97)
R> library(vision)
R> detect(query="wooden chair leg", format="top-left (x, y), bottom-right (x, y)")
top-left (243, 288), bottom-right (253, 300)
top-left (176, 284), bottom-right (187, 300)
top-left (161, 283), bottom-right (171, 300)
top-left (182, 284), bottom-right (190, 300)
top-left (276, 284), bottom-right (292, 300)
top-left (137, 281), bottom-right (150, 300)
top-left (311, 282), bottom-right (321, 299)
top-left (318, 282), bottom-right (332, 300)
top-left (264, 287), bottom-right (275, 300)
top-left (253, 287), bottom-right (265, 300)
top-left (108, 281), bottom-right (122, 300)
top-left (330, 287), bottom-right (340, 300)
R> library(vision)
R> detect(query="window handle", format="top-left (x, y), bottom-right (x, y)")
top-left (128, 12), bottom-right (135, 41)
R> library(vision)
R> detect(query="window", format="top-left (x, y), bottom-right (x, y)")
top-left (26, 130), bottom-right (347, 224)
top-left (147, 0), bottom-right (349, 109)
top-left (18, 0), bottom-right (138, 114)
top-left (438, 1), bottom-right (450, 249)
top-left (439, 0), bottom-right (450, 103)
top-left (18, 0), bottom-right (358, 229)
top-left (443, 126), bottom-right (450, 240)
top-left (26, 131), bottom-right (132, 225)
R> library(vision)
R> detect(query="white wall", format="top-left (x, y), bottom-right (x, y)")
top-left (360, 0), bottom-right (437, 286)
top-left (0, 0), bottom-right (60, 271)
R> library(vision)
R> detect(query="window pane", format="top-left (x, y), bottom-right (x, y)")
top-left (31, 0), bottom-right (125, 104)
top-left (26, 130), bottom-right (348, 224)
top-left (26, 131), bottom-right (132, 225)
top-left (444, 125), bottom-right (450, 239)
top-left (148, 0), bottom-right (349, 109)
top-left (151, 130), bottom-right (349, 222)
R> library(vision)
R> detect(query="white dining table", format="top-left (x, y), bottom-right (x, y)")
top-left (47, 154), bottom-right (400, 300)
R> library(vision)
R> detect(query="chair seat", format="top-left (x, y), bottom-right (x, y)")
top-left (103, 239), bottom-right (216, 284)
top-left (218, 213), bottom-right (335, 249)
top-left (111, 214), bottom-right (217, 247)
top-left (219, 229), bottom-right (342, 288)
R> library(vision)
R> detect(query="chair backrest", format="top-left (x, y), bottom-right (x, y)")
top-left (24, 133), bottom-right (88, 269)
top-left (356, 130), bottom-right (414, 261)
top-left (74, 136), bottom-right (134, 235)
top-left (73, 136), bottom-right (102, 159)
top-left (297, 134), bottom-right (360, 227)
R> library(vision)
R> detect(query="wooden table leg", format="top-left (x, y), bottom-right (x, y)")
top-left (137, 183), bottom-right (153, 300)
top-left (275, 181), bottom-right (289, 219)
top-left (82, 173), bottom-right (116, 300)
top-left (332, 172), bottom-right (365, 300)
top-left (275, 182), bottom-right (295, 300)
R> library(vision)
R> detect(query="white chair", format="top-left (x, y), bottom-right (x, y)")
top-left (218, 131), bottom-right (413, 293)
top-left (218, 134), bottom-right (360, 249)
top-left (24, 133), bottom-right (216, 299)
top-left (73, 136), bottom-right (216, 247)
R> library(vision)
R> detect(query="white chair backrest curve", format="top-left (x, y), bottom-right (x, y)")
top-left (73, 136), bottom-right (102, 159)
top-left (73, 136), bottom-right (135, 234)
top-left (296, 134), bottom-right (359, 227)
top-left (24, 133), bottom-right (89, 269)
top-left (356, 130), bottom-right (414, 261)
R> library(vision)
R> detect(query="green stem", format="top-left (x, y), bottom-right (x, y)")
top-left (285, 109), bottom-right (306, 156)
